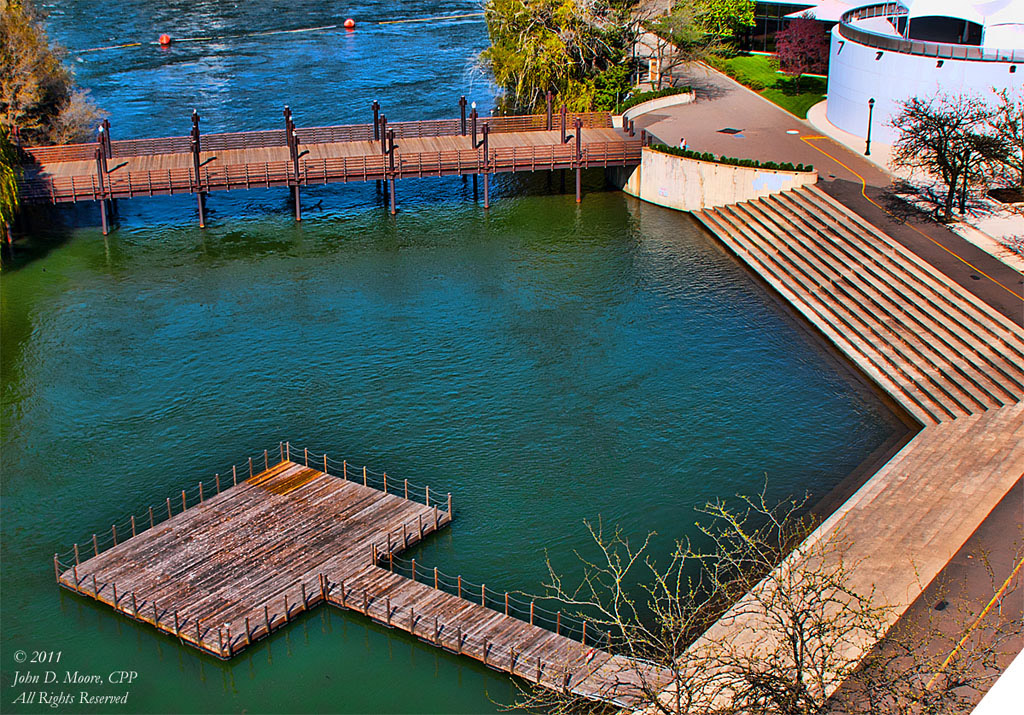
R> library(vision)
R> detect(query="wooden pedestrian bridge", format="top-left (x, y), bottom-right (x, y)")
top-left (54, 444), bottom-right (672, 708)
top-left (17, 103), bottom-right (643, 233)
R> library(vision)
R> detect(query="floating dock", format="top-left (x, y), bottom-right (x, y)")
top-left (55, 446), bottom-right (671, 707)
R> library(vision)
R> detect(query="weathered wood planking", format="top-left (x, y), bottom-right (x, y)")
top-left (57, 458), bottom-right (670, 707)
top-left (19, 114), bottom-right (639, 205)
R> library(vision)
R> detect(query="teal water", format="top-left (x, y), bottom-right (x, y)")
top-left (2, 2), bottom-right (905, 712)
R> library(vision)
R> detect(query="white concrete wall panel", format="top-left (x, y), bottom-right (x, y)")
top-left (825, 25), bottom-right (1020, 143)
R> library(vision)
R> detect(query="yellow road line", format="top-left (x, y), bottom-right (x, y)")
top-left (925, 553), bottom-right (1024, 689)
top-left (800, 135), bottom-right (1024, 303)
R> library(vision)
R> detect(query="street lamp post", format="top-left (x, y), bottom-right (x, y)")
top-left (865, 97), bottom-right (876, 156)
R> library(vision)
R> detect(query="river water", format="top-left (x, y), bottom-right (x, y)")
top-left (0, 2), bottom-right (906, 712)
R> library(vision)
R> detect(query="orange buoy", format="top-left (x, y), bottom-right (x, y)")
top-left (343, 18), bottom-right (356, 29)
top-left (158, 34), bottom-right (172, 46)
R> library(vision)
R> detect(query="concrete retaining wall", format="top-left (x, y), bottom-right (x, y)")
top-left (612, 90), bottom-right (696, 129)
top-left (613, 147), bottom-right (818, 212)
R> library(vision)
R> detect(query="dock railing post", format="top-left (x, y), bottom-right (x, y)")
top-left (546, 91), bottom-right (553, 130)
top-left (248, 457), bottom-right (253, 478)
top-left (363, 466), bottom-right (367, 487)
top-left (404, 478), bottom-right (408, 500)
top-left (324, 453), bottom-right (328, 474)
top-left (304, 447), bottom-right (308, 467)
top-left (530, 601), bottom-right (535, 626)
top-left (372, 100), bottom-right (380, 141)
top-left (575, 117), bottom-right (583, 203)
top-left (93, 533), bottom-right (98, 556)
top-left (481, 123), bottom-right (490, 209)
top-left (53, 554), bottom-right (59, 582)
top-left (95, 147), bottom-right (109, 235)
top-left (74, 543), bottom-right (80, 565)
top-left (342, 460), bottom-right (347, 480)
top-left (459, 96), bottom-right (467, 136)
top-left (190, 110), bottom-right (205, 229)
top-left (285, 442), bottom-right (290, 461)
top-left (387, 129), bottom-right (397, 215)
top-left (291, 130), bottom-right (302, 221)
top-left (560, 105), bottom-right (567, 143)
top-left (447, 493), bottom-right (452, 519)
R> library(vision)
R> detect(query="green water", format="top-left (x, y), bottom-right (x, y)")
top-left (1, 191), bottom-right (904, 713)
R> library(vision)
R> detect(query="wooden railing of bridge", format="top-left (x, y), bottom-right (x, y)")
top-left (17, 108), bottom-right (644, 234)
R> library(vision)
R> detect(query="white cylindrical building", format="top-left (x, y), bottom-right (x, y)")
top-left (825, 0), bottom-right (1024, 143)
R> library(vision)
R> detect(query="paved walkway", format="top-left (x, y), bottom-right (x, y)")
top-left (632, 63), bottom-right (1024, 323)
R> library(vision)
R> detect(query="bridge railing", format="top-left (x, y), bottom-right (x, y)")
top-left (18, 135), bottom-right (641, 202)
top-left (22, 142), bottom-right (102, 164)
top-left (21, 112), bottom-right (617, 166)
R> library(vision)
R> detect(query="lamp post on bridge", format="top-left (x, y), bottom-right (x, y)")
top-left (459, 96), bottom-right (468, 136)
top-left (865, 97), bottom-right (876, 156)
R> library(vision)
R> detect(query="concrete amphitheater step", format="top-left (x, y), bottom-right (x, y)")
top-left (778, 190), bottom-right (1024, 402)
top-left (713, 200), bottom-right (962, 420)
top-left (792, 188), bottom-right (1024, 380)
top-left (738, 198), bottom-right (987, 415)
top-left (800, 185), bottom-right (1024, 367)
top-left (724, 200), bottom-right (971, 418)
top-left (754, 194), bottom-right (1006, 412)
top-left (695, 206), bottom-right (943, 424)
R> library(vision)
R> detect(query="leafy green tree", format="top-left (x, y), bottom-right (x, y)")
top-left (1, 132), bottom-right (19, 246)
top-left (1, 0), bottom-right (104, 145)
top-left (691, 0), bottom-right (756, 45)
top-left (481, 0), bottom-right (631, 112)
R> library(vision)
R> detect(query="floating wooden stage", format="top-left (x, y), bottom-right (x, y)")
top-left (55, 448), bottom-right (671, 707)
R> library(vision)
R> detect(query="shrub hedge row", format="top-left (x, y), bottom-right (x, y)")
top-left (614, 86), bottom-right (693, 115)
top-left (650, 144), bottom-right (814, 173)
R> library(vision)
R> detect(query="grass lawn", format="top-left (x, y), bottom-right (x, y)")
top-left (714, 54), bottom-right (826, 119)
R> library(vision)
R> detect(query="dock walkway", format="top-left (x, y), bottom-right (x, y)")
top-left (55, 450), bottom-right (671, 708)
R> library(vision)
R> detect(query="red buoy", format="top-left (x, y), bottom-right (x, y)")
top-left (343, 18), bottom-right (356, 29)
top-left (159, 34), bottom-right (172, 46)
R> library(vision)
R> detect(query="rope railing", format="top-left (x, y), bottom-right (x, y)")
top-left (364, 544), bottom-right (613, 650)
top-left (321, 573), bottom-right (651, 707)
top-left (53, 562), bottom-right (657, 707)
top-left (52, 442), bottom-right (454, 573)
top-left (53, 446), bottom-right (280, 570)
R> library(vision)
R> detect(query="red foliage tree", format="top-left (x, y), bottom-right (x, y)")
top-left (775, 15), bottom-right (829, 89)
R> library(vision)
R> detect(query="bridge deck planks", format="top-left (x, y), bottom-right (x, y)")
top-left (59, 460), bottom-right (669, 707)
top-left (31, 127), bottom-right (628, 181)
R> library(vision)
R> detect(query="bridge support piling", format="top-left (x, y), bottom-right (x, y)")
top-left (196, 192), bottom-right (206, 229)
top-left (99, 198), bottom-right (109, 235)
